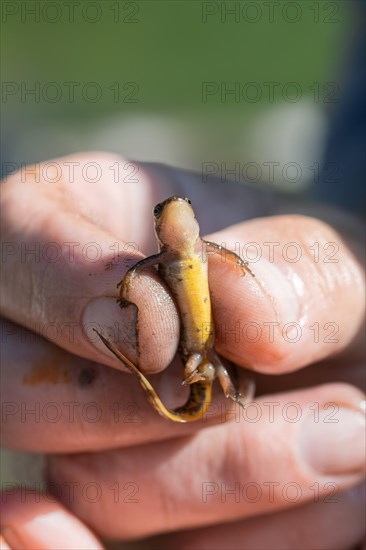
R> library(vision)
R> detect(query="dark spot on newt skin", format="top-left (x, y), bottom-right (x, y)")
top-left (78, 367), bottom-right (97, 387)
top-left (196, 328), bottom-right (201, 333)
top-left (118, 299), bottom-right (130, 309)
top-left (184, 383), bottom-right (207, 413)
top-left (188, 265), bottom-right (193, 269)
top-left (203, 297), bottom-right (208, 302)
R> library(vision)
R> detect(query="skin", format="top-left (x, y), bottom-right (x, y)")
top-left (0, 153), bottom-right (365, 549)
top-left (94, 196), bottom-right (255, 422)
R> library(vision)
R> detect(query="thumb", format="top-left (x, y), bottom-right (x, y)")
top-left (0, 156), bottom-right (179, 371)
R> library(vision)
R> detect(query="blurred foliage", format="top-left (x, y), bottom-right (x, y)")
top-left (2, 0), bottom-right (349, 122)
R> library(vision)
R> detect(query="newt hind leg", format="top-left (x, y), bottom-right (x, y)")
top-left (181, 350), bottom-right (255, 407)
top-left (210, 350), bottom-right (255, 407)
top-left (181, 353), bottom-right (215, 385)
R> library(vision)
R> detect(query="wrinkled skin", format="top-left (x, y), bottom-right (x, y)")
top-left (1, 153), bottom-right (365, 550)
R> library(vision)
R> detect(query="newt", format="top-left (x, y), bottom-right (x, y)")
top-left (94, 196), bottom-right (255, 422)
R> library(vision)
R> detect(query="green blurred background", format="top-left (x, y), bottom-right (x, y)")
top-left (2, 0), bottom-right (352, 187)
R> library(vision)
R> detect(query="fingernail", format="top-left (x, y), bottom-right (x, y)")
top-left (82, 296), bottom-right (137, 359)
top-left (0, 534), bottom-right (12, 550)
top-left (301, 406), bottom-right (366, 475)
top-left (2, 512), bottom-right (104, 550)
top-left (1, 526), bottom-right (25, 550)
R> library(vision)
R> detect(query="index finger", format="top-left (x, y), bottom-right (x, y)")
top-left (205, 214), bottom-right (365, 373)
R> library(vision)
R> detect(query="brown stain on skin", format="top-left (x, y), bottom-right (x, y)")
top-left (23, 353), bottom-right (99, 387)
top-left (23, 352), bottom-right (71, 386)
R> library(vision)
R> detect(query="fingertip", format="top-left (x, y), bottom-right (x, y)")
top-left (84, 274), bottom-right (180, 374)
top-left (0, 490), bottom-right (104, 550)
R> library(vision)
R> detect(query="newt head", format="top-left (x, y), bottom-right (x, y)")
top-left (153, 196), bottom-right (200, 251)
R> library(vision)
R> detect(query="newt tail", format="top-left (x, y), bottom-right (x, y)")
top-left (94, 329), bottom-right (212, 423)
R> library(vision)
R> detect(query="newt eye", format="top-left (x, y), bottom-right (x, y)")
top-left (153, 203), bottom-right (163, 218)
top-left (184, 197), bottom-right (191, 205)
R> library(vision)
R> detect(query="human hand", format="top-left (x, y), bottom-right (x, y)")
top-left (1, 153), bottom-right (364, 549)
